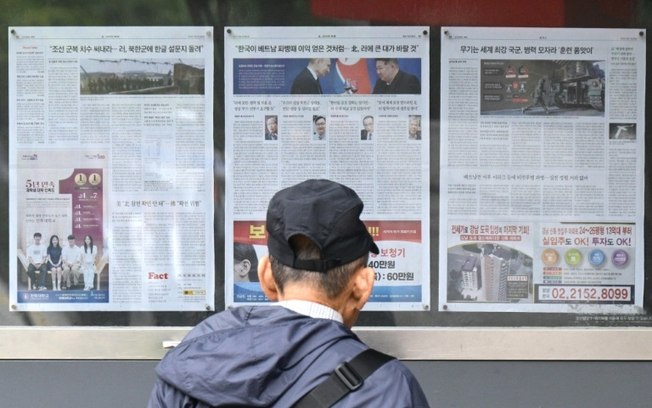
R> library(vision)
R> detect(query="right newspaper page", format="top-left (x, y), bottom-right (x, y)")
top-left (439, 27), bottom-right (646, 313)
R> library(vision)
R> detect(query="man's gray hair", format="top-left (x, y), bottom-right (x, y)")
top-left (270, 235), bottom-right (369, 298)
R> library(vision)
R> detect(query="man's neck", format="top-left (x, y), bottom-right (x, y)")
top-left (277, 284), bottom-right (347, 320)
top-left (277, 299), bottom-right (343, 323)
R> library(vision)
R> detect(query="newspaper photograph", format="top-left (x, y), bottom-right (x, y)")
top-left (440, 27), bottom-right (645, 313)
top-left (225, 26), bottom-right (430, 311)
top-left (9, 26), bottom-right (214, 311)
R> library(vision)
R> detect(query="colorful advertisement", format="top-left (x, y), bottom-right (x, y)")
top-left (440, 27), bottom-right (646, 313)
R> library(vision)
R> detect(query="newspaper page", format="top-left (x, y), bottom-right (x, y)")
top-left (9, 26), bottom-right (215, 312)
top-left (440, 27), bottom-right (645, 313)
top-left (224, 26), bottom-right (430, 311)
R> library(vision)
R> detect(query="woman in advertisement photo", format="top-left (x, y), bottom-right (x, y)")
top-left (82, 235), bottom-right (98, 291)
top-left (47, 234), bottom-right (63, 291)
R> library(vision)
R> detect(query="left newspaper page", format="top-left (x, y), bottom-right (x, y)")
top-left (9, 27), bottom-right (215, 312)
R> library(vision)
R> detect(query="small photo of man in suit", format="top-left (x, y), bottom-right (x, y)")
top-left (265, 115), bottom-right (278, 140)
top-left (408, 115), bottom-right (421, 140)
top-left (361, 115), bottom-right (374, 140)
top-left (313, 115), bottom-right (327, 141)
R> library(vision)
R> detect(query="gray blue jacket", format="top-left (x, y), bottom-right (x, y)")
top-left (148, 305), bottom-right (429, 407)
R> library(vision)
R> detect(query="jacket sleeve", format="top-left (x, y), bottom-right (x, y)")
top-left (147, 378), bottom-right (203, 408)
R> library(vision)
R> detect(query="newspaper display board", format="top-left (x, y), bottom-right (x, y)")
top-left (8, 27), bottom-right (215, 312)
top-left (224, 26), bottom-right (430, 311)
top-left (439, 27), bottom-right (646, 313)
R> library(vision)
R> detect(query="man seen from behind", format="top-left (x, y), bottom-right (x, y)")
top-left (148, 179), bottom-right (429, 407)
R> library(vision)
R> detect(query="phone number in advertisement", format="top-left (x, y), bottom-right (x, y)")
top-left (536, 285), bottom-right (634, 304)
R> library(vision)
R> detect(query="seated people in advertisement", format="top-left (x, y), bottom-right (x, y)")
top-left (148, 179), bottom-right (429, 407)
top-left (26, 232), bottom-right (48, 290)
top-left (62, 234), bottom-right (82, 289)
top-left (47, 234), bottom-right (64, 291)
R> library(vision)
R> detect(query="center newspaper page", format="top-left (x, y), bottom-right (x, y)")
top-left (9, 27), bottom-right (215, 312)
top-left (224, 26), bottom-right (430, 311)
top-left (440, 27), bottom-right (645, 313)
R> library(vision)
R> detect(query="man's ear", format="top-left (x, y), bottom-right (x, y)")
top-left (352, 266), bottom-right (374, 310)
top-left (258, 255), bottom-right (279, 301)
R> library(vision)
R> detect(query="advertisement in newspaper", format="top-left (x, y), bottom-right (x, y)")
top-left (440, 27), bottom-right (645, 313)
top-left (224, 26), bottom-right (430, 311)
top-left (9, 26), bottom-right (215, 311)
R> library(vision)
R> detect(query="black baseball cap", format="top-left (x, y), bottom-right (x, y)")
top-left (266, 179), bottom-right (379, 272)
